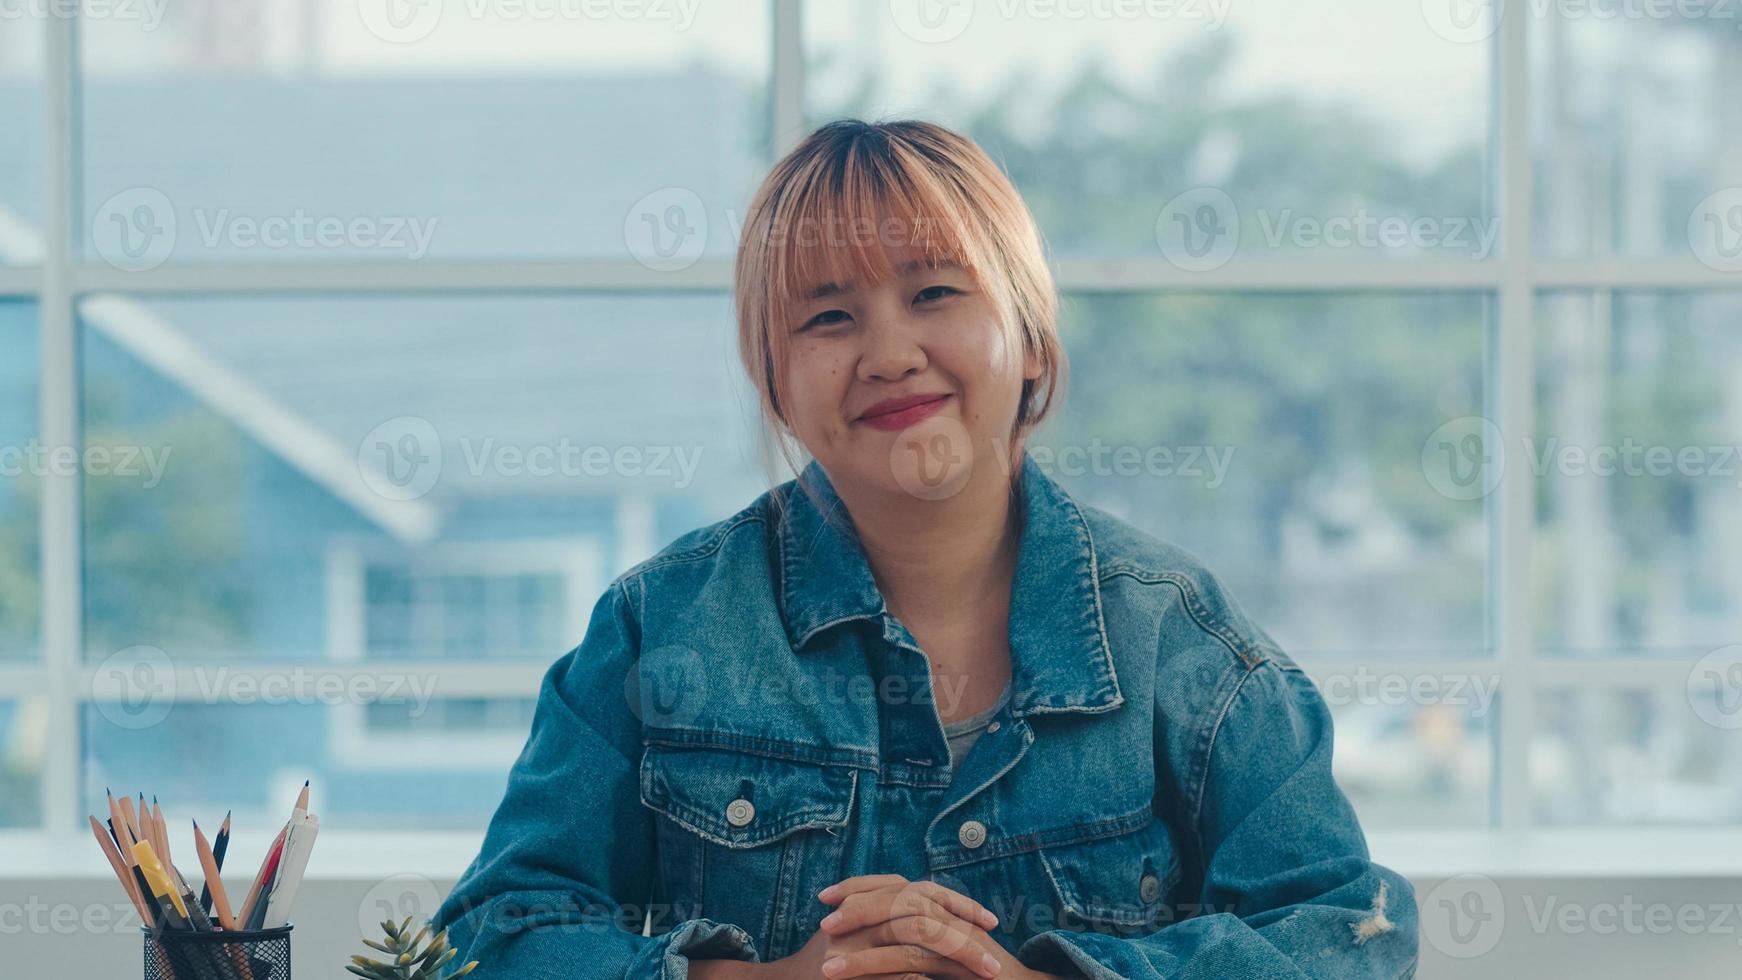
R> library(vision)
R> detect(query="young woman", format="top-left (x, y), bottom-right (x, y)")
top-left (432, 119), bottom-right (1419, 980)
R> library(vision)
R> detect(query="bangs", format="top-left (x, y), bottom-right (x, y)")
top-left (760, 137), bottom-right (986, 335)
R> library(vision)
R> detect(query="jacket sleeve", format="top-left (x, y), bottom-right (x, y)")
top-left (1016, 656), bottom-right (1420, 980)
top-left (432, 579), bottom-right (761, 980)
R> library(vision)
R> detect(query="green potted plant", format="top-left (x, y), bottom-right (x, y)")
top-left (346, 914), bottom-right (478, 980)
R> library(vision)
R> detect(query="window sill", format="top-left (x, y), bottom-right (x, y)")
top-left (0, 830), bottom-right (482, 881)
top-left (7, 827), bottom-right (1742, 881)
top-left (1366, 828), bottom-right (1742, 879)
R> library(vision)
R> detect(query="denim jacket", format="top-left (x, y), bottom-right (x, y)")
top-left (432, 451), bottom-right (1420, 979)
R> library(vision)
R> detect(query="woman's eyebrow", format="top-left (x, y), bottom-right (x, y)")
top-left (804, 259), bottom-right (957, 300)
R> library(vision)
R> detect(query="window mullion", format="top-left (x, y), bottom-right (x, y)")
top-left (1494, 0), bottom-right (1536, 833)
top-left (39, 10), bottom-right (81, 835)
top-left (771, 0), bottom-right (804, 158)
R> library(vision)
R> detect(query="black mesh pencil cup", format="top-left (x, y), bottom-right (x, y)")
top-left (143, 924), bottom-right (293, 980)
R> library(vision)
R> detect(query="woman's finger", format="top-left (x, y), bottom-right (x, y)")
top-left (820, 941), bottom-right (1000, 980)
top-left (901, 878), bottom-right (1000, 930)
top-left (817, 910), bottom-right (999, 978)
top-left (817, 874), bottom-right (913, 904)
top-left (874, 910), bottom-right (1000, 970)
top-left (822, 879), bottom-right (998, 933)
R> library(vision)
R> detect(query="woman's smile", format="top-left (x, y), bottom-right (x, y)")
top-left (855, 392), bottom-right (953, 431)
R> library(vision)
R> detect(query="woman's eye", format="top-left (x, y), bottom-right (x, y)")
top-left (799, 310), bottom-right (849, 332)
top-left (915, 285), bottom-right (957, 303)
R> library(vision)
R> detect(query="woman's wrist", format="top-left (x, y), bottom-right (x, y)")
top-left (686, 957), bottom-right (779, 980)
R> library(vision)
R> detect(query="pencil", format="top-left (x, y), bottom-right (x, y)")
top-left (243, 829), bottom-right (286, 931)
top-left (132, 839), bottom-right (190, 927)
top-left (236, 822), bottom-right (288, 931)
top-left (105, 815), bottom-right (146, 916)
top-left (90, 814), bottom-right (153, 923)
top-left (119, 793), bottom-right (141, 845)
top-left (137, 793), bottom-right (159, 860)
top-left (192, 820), bottom-right (239, 931)
top-left (196, 819), bottom-right (257, 980)
top-left (201, 811), bottom-right (231, 917)
top-left (106, 790), bottom-right (130, 853)
top-left (104, 789), bottom-right (123, 847)
top-left (153, 796), bottom-right (172, 866)
top-left (135, 839), bottom-right (217, 980)
top-left (115, 819), bottom-right (163, 931)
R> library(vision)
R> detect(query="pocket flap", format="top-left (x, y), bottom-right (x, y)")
top-left (1038, 815), bottom-right (1181, 927)
top-left (639, 744), bottom-right (857, 848)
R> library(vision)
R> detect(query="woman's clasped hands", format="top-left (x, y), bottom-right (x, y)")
top-left (771, 874), bottom-right (1064, 980)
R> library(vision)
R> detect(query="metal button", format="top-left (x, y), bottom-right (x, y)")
top-left (986, 721), bottom-right (1000, 734)
top-left (1139, 871), bottom-right (1161, 903)
top-left (725, 798), bottom-right (755, 827)
top-left (958, 820), bottom-right (987, 849)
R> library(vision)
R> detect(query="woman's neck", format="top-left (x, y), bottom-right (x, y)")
top-left (832, 457), bottom-right (1023, 635)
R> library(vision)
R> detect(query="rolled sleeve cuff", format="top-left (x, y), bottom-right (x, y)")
top-left (647, 917), bottom-right (761, 980)
top-left (1017, 929), bottom-right (1132, 980)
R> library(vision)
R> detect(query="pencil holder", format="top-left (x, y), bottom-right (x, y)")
top-left (142, 923), bottom-right (293, 980)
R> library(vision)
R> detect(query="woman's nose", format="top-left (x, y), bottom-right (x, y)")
top-left (856, 314), bottom-right (927, 382)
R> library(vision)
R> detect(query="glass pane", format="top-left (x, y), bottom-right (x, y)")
top-left (1534, 685), bottom-right (1742, 825)
top-left (0, 697), bottom-right (45, 826)
top-left (806, 0), bottom-right (1491, 260)
top-left (80, 1), bottom-right (768, 265)
top-left (0, 14), bottom-right (42, 262)
top-left (1041, 292), bottom-right (1491, 657)
top-left (1325, 681), bottom-right (1493, 828)
top-left (1535, 291), bottom-right (1742, 655)
top-left (83, 697), bottom-right (535, 831)
top-left (1531, 8), bottom-right (1742, 260)
top-left (80, 293), bottom-right (761, 662)
top-left (0, 303), bottom-right (39, 659)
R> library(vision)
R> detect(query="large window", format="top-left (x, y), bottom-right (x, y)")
top-left (1, 1), bottom-right (1738, 842)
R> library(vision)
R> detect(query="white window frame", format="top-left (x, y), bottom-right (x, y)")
top-left (325, 535), bottom-right (600, 771)
top-left (1, 0), bottom-right (1738, 864)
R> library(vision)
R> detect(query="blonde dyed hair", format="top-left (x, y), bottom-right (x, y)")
top-left (733, 118), bottom-right (1066, 521)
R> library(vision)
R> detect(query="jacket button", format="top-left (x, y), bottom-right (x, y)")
top-left (1139, 871), bottom-right (1160, 903)
top-left (958, 820), bottom-right (987, 849)
top-left (726, 798), bottom-right (756, 827)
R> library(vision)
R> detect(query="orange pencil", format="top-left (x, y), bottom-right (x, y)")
top-left (152, 797), bottom-right (172, 867)
top-left (136, 793), bottom-right (159, 858)
top-left (196, 819), bottom-right (257, 980)
top-left (90, 814), bottom-right (152, 923)
top-left (150, 807), bottom-right (167, 868)
top-left (119, 793), bottom-right (141, 844)
top-left (192, 820), bottom-right (239, 931)
top-left (105, 791), bottom-right (130, 853)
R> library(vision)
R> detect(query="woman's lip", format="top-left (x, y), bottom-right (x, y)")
top-left (857, 394), bottom-right (951, 431)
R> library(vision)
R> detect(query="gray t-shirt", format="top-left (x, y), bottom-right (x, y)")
top-left (940, 682), bottom-right (1013, 771)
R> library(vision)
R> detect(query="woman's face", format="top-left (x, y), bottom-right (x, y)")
top-left (780, 242), bottom-right (1041, 501)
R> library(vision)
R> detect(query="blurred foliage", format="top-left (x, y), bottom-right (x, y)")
top-left (79, 411), bottom-right (251, 656)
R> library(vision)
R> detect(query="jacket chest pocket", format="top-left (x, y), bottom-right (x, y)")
top-left (1036, 814), bottom-right (1182, 938)
top-left (639, 744), bottom-right (859, 962)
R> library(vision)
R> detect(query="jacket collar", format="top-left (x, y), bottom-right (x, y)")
top-left (776, 450), bottom-right (1123, 717)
